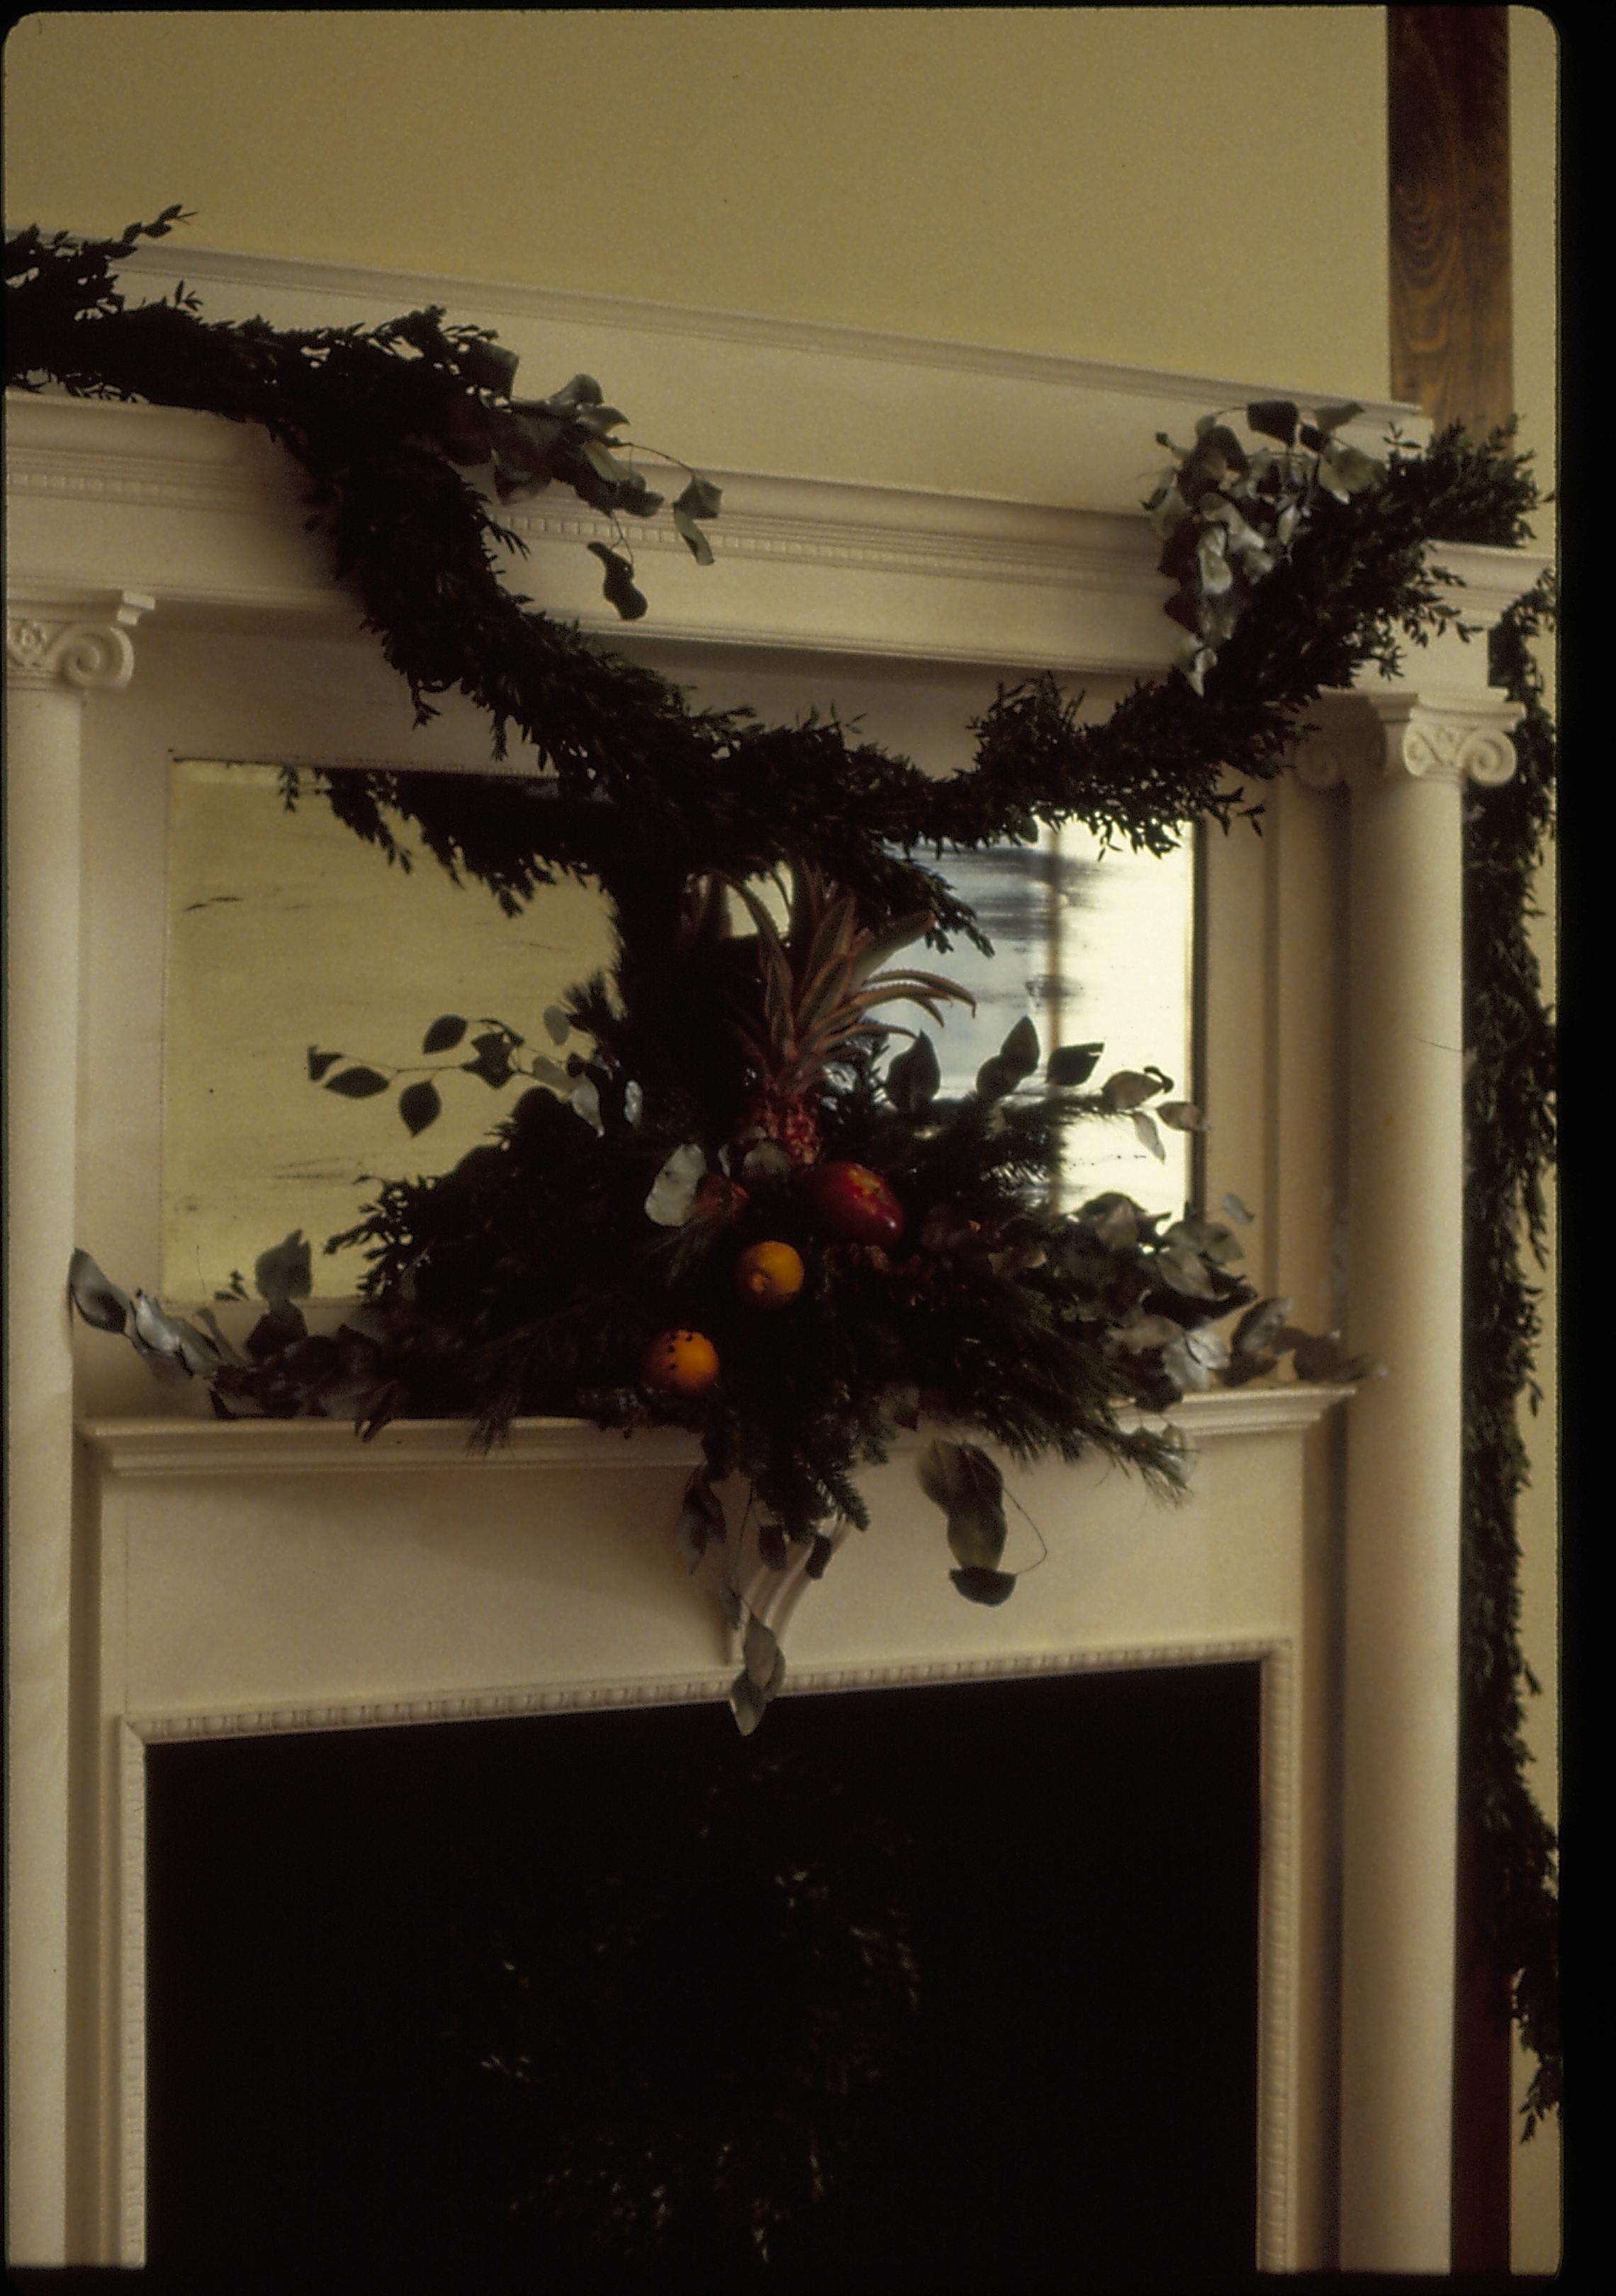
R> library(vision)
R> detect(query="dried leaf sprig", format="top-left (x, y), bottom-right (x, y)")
top-left (1148, 399), bottom-right (1386, 692)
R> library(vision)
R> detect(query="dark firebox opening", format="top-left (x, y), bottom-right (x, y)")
top-left (145, 1661), bottom-right (1259, 2292)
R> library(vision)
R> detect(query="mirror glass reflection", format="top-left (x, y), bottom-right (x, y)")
top-left (163, 760), bottom-right (1192, 1302)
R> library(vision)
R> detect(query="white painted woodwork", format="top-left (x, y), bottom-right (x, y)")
top-left (4, 586), bottom-right (152, 2264)
top-left (1294, 561), bottom-right (1544, 2273)
top-left (5, 250), bottom-right (1544, 2271)
top-left (79, 1395), bottom-right (1339, 2268)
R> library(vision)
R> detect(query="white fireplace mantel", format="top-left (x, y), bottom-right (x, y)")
top-left (5, 252), bottom-right (1547, 2273)
top-left (76, 1392), bottom-right (1342, 2271)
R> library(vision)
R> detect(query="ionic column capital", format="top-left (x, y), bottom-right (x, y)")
top-left (6, 588), bottom-right (155, 692)
top-left (1294, 690), bottom-right (1522, 792)
top-left (1294, 541), bottom-right (1548, 797)
top-left (1371, 693), bottom-right (1521, 787)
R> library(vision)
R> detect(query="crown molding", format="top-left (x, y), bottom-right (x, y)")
top-left (13, 233), bottom-right (1426, 518)
top-left (5, 389), bottom-right (1174, 670)
top-left (4, 237), bottom-right (1432, 673)
top-left (106, 236), bottom-right (1420, 422)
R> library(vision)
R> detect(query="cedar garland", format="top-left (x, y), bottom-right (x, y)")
top-left (1464, 576), bottom-right (1559, 2130)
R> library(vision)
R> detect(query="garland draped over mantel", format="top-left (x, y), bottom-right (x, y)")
top-left (7, 212), bottom-right (1557, 2122)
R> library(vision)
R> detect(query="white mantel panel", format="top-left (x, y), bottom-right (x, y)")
top-left (89, 1405), bottom-right (1327, 1727)
top-left (112, 1456), bottom-right (729, 1720)
top-left (787, 1422), bottom-right (1311, 1675)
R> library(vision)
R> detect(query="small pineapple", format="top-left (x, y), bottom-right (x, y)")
top-left (720, 867), bottom-right (974, 1166)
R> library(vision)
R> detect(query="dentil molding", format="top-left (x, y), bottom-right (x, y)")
top-left (6, 391), bottom-right (1176, 673)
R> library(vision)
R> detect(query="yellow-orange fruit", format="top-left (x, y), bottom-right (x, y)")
top-left (641, 1328), bottom-right (721, 1395)
top-left (734, 1239), bottom-right (806, 1310)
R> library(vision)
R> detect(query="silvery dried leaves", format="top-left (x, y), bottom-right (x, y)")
top-left (1147, 398), bottom-right (1385, 689)
top-left (1162, 1324), bottom-right (1230, 1392)
top-left (730, 1612), bottom-right (787, 1735)
top-left (916, 1439), bottom-right (1018, 1606)
top-left (645, 1142), bottom-right (709, 1227)
top-left (69, 1247), bottom-right (233, 1383)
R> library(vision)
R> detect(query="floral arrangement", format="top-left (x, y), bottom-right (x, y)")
top-left (13, 210), bottom-right (1556, 2115)
top-left (68, 860), bottom-right (1371, 1730)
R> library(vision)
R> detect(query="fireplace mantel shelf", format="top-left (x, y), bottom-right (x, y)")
top-left (79, 1383), bottom-right (1347, 1478)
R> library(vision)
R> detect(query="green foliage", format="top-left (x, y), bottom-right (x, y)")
top-left (0, 210), bottom-right (1511, 943)
top-left (1145, 399), bottom-right (1386, 690)
top-left (1462, 573), bottom-right (1560, 2130)
top-left (109, 974), bottom-right (1342, 1559)
top-left (308, 1010), bottom-right (581, 1135)
top-left (4, 208), bottom-right (718, 640)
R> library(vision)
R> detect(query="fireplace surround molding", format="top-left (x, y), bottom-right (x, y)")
top-left (5, 249), bottom-right (1547, 2273)
top-left (82, 1397), bottom-right (1334, 2273)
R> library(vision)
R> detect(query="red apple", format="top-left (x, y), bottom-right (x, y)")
top-left (804, 1160), bottom-right (906, 1247)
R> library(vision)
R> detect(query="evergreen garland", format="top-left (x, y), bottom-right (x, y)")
top-left (1463, 578), bottom-right (1560, 2131)
top-left (2, 210), bottom-right (1510, 935)
top-left (15, 215), bottom-right (1556, 2120)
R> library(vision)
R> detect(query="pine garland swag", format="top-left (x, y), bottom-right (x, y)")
top-left (3, 208), bottom-right (1525, 930)
top-left (13, 214), bottom-right (1557, 2120)
top-left (1462, 579), bottom-right (1560, 2131)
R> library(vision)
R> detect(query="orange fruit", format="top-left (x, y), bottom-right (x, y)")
top-left (734, 1239), bottom-right (806, 1310)
top-left (641, 1328), bottom-right (721, 1395)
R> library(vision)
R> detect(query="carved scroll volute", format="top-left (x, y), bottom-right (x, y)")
top-left (6, 590), bottom-right (155, 691)
top-left (1294, 691), bottom-right (1521, 792)
top-left (1293, 697), bottom-right (1389, 791)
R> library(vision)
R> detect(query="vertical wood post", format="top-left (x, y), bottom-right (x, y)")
top-left (1388, 9), bottom-right (1515, 439)
top-left (1387, 10), bottom-right (1520, 2269)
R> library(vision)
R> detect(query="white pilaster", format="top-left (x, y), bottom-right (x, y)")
top-left (5, 588), bottom-right (152, 2264)
top-left (1298, 542), bottom-right (1547, 2272)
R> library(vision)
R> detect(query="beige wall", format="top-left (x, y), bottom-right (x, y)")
top-left (6, 7), bottom-right (1391, 392)
top-left (4, 1), bottom-right (1560, 2266)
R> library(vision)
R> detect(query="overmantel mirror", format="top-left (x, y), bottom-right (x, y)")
top-left (8, 291), bottom-right (1539, 2276)
top-left (161, 714), bottom-right (1196, 1310)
